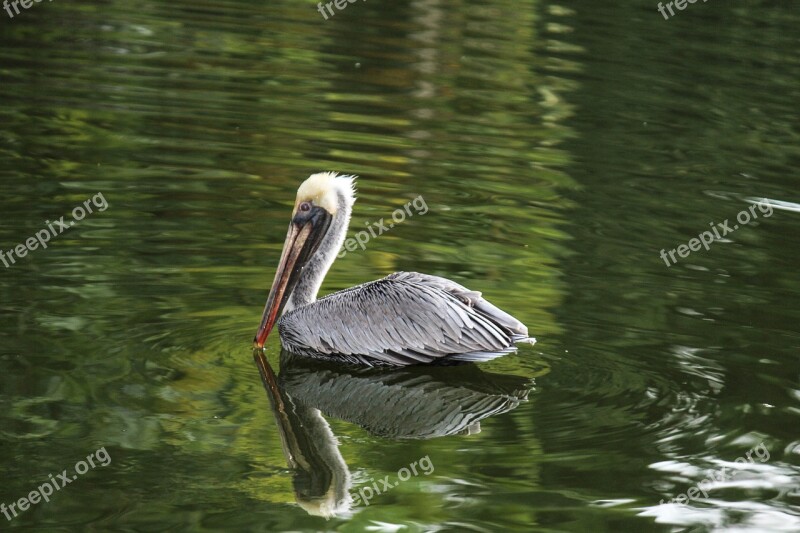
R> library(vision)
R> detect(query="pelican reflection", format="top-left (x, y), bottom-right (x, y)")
top-left (255, 349), bottom-right (533, 517)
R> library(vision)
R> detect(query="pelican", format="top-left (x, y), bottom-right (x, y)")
top-left (254, 172), bottom-right (535, 366)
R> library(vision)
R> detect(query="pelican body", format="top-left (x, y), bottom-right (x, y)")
top-left (254, 172), bottom-right (535, 366)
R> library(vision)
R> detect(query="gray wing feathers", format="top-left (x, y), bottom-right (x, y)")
top-left (279, 271), bottom-right (535, 365)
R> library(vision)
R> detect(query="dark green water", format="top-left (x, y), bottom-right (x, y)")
top-left (1, 1), bottom-right (798, 531)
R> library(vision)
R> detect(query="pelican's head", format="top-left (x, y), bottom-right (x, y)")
top-left (254, 172), bottom-right (356, 348)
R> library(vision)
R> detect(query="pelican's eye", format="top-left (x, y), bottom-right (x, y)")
top-left (298, 201), bottom-right (312, 213)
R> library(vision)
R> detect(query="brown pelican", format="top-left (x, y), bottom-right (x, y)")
top-left (254, 172), bottom-right (535, 366)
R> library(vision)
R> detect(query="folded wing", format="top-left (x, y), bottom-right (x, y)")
top-left (278, 271), bottom-right (535, 366)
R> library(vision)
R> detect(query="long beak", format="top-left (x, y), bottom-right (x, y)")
top-left (254, 209), bottom-right (331, 348)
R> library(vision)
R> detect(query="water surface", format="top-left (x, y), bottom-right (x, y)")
top-left (1, 0), bottom-right (798, 531)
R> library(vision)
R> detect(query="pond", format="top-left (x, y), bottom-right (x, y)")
top-left (0, 0), bottom-right (798, 531)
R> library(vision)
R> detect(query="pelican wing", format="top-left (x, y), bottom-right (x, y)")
top-left (278, 272), bottom-right (534, 366)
